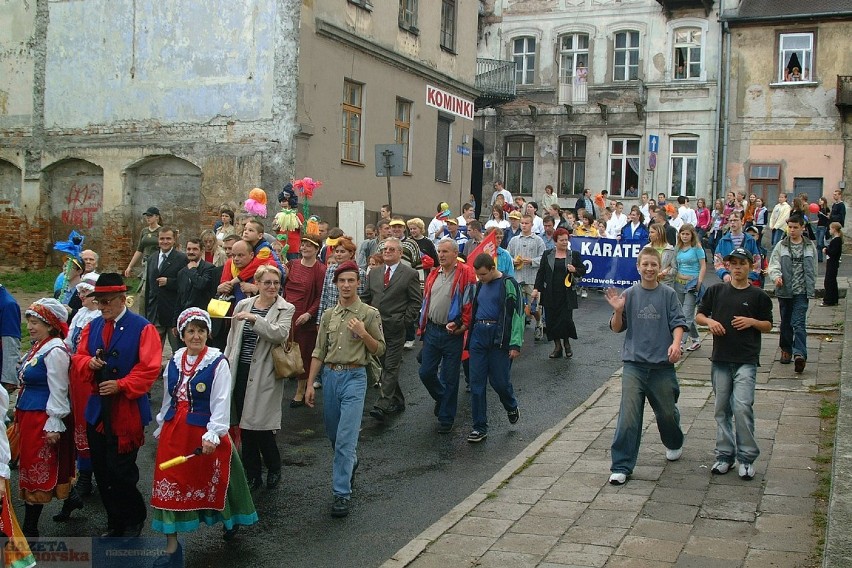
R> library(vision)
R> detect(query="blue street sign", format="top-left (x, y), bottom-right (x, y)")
top-left (456, 145), bottom-right (470, 156)
top-left (649, 135), bottom-right (659, 153)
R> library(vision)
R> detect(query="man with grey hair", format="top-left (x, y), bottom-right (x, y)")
top-left (81, 250), bottom-right (100, 275)
top-left (418, 238), bottom-right (477, 433)
top-left (361, 237), bottom-right (422, 422)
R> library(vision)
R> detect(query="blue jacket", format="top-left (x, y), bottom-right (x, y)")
top-left (468, 275), bottom-right (524, 352)
top-left (620, 223), bottom-right (649, 242)
top-left (714, 231), bottom-right (760, 281)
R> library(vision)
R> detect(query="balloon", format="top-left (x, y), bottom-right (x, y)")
top-left (809, 202), bottom-right (819, 214)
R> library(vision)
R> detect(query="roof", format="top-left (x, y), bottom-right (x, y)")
top-left (722, 0), bottom-right (852, 21)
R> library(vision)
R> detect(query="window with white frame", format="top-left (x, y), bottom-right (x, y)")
top-left (505, 136), bottom-right (534, 196)
top-left (613, 31), bottom-right (639, 81)
top-left (778, 32), bottom-right (814, 82)
top-left (673, 27), bottom-right (702, 80)
top-left (394, 98), bottom-right (412, 174)
top-left (559, 34), bottom-right (589, 84)
top-left (513, 37), bottom-right (536, 85)
top-left (342, 80), bottom-right (363, 163)
top-left (558, 135), bottom-right (586, 197)
top-left (608, 138), bottom-right (640, 197)
top-left (399, 0), bottom-right (417, 31)
top-left (669, 138), bottom-right (698, 197)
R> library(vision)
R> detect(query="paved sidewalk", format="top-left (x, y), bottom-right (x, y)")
top-left (383, 284), bottom-right (845, 568)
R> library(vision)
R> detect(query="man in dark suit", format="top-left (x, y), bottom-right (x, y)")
top-left (145, 226), bottom-right (187, 353)
top-left (171, 237), bottom-right (214, 339)
top-left (574, 188), bottom-right (595, 219)
top-left (361, 237), bottom-right (422, 421)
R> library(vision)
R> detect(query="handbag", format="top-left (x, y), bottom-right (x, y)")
top-left (207, 297), bottom-right (232, 319)
top-left (272, 327), bottom-right (304, 379)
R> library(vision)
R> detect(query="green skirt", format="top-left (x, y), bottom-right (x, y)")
top-left (151, 445), bottom-right (258, 534)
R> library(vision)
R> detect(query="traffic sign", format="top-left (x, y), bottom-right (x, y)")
top-left (456, 145), bottom-right (470, 156)
top-left (649, 151), bottom-right (657, 171)
top-left (649, 135), bottom-right (659, 153)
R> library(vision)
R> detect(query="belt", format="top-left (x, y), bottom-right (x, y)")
top-left (675, 275), bottom-right (691, 284)
top-left (427, 319), bottom-right (447, 326)
top-left (325, 363), bottom-right (362, 371)
top-left (475, 319), bottom-right (497, 324)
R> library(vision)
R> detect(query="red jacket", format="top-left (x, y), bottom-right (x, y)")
top-left (418, 261), bottom-right (477, 335)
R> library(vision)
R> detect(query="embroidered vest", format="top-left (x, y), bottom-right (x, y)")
top-left (84, 312), bottom-right (153, 427)
top-left (163, 355), bottom-right (224, 428)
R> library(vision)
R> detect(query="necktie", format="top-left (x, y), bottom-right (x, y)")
top-left (158, 252), bottom-right (167, 270)
top-left (384, 266), bottom-right (391, 287)
top-left (102, 320), bottom-right (115, 348)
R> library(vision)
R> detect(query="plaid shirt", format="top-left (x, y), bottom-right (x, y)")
top-left (317, 263), bottom-right (367, 322)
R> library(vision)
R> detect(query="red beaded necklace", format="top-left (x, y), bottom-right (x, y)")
top-left (180, 347), bottom-right (208, 379)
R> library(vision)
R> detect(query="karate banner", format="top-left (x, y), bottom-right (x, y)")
top-left (568, 237), bottom-right (643, 289)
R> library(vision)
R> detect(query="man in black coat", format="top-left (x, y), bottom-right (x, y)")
top-left (830, 189), bottom-right (846, 227)
top-left (145, 226), bottom-right (187, 352)
top-left (574, 188), bottom-right (596, 219)
top-left (171, 237), bottom-right (214, 339)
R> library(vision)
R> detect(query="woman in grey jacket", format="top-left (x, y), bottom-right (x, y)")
top-left (225, 265), bottom-right (294, 491)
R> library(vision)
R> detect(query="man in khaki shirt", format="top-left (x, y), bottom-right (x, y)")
top-left (306, 261), bottom-right (385, 518)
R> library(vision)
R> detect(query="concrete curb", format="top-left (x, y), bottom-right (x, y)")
top-left (823, 278), bottom-right (852, 567)
top-left (379, 375), bottom-right (618, 568)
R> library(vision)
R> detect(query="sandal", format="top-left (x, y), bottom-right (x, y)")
top-left (549, 349), bottom-right (563, 359)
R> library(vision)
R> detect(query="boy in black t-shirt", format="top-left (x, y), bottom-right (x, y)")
top-left (696, 248), bottom-right (773, 480)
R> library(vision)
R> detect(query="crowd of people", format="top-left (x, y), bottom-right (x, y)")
top-left (0, 181), bottom-right (846, 565)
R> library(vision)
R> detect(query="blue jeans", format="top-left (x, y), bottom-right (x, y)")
top-left (816, 225), bottom-right (827, 261)
top-left (778, 294), bottom-right (808, 359)
top-left (711, 362), bottom-right (759, 465)
top-left (673, 281), bottom-right (700, 342)
top-left (771, 228), bottom-right (785, 246)
top-left (611, 362), bottom-right (684, 475)
top-left (419, 322), bottom-right (464, 426)
top-left (321, 366), bottom-right (367, 498)
top-left (469, 324), bottom-right (518, 434)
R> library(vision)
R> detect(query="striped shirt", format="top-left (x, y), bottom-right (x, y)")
top-left (239, 306), bottom-right (271, 365)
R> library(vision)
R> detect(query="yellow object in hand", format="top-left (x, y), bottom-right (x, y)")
top-left (158, 455), bottom-right (188, 470)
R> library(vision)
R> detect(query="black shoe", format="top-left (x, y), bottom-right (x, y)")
top-left (466, 430), bottom-right (487, 443)
top-left (507, 407), bottom-right (520, 425)
top-left (794, 356), bottom-right (806, 374)
top-left (101, 527), bottom-right (124, 538)
top-left (247, 477), bottom-right (264, 492)
top-left (223, 525), bottom-right (240, 541)
top-left (437, 423), bottom-right (453, 434)
top-left (289, 399), bottom-right (306, 408)
top-left (266, 471), bottom-right (282, 490)
top-left (76, 470), bottom-right (94, 496)
top-left (331, 496), bottom-right (350, 518)
top-left (780, 351), bottom-right (792, 364)
top-left (53, 489), bottom-right (84, 522)
top-left (153, 542), bottom-right (183, 568)
top-left (369, 407), bottom-right (387, 422)
top-left (434, 400), bottom-right (440, 417)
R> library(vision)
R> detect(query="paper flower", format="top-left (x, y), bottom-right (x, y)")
top-left (293, 177), bottom-right (323, 200)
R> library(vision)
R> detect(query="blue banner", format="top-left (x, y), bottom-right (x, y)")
top-left (568, 237), bottom-right (643, 288)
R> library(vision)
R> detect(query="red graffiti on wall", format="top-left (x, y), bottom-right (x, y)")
top-left (61, 182), bottom-right (102, 229)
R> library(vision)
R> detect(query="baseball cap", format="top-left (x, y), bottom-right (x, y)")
top-left (724, 247), bottom-right (753, 263)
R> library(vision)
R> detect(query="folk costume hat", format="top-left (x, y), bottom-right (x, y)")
top-left (75, 272), bottom-right (100, 295)
top-left (92, 273), bottom-right (128, 296)
top-left (26, 298), bottom-right (69, 339)
top-left (177, 307), bottom-right (212, 335)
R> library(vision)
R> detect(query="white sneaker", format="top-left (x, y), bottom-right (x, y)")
top-left (738, 463), bottom-right (755, 480)
top-left (685, 340), bottom-right (701, 352)
top-left (711, 460), bottom-right (731, 475)
top-left (581, 289), bottom-right (588, 298)
top-left (404, 340), bottom-right (415, 350)
top-left (313, 380), bottom-right (322, 389)
top-left (534, 325), bottom-right (543, 341)
top-left (665, 447), bottom-right (683, 461)
top-left (609, 472), bottom-right (627, 485)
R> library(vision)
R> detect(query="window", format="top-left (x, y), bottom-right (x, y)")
top-left (613, 31), bottom-right (639, 81)
top-left (558, 34), bottom-right (589, 104)
top-left (440, 0), bottom-right (456, 52)
top-left (505, 136), bottom-right (534, 196)
top-left (673, 28), bottom-right (702, 80)
top-left (778, 32), bottom-right (813, 82)
top-left (669, 138), bottom-right (698, 197)
top-left (399, 0), bottom-right (417, 31)
top-left (342, 80), bottom-right (363, 164)
top-left (435, 114), bottom-right (453, 182)
top-left (608, 138), bottom-right (640, 197)
top-left (748, 163), bottom-right (781, 205)
top-left (558, 135), bottom-right (586, 197)
top-left (395, 99), bottom-right (412, 174)
top-left (513, 37), bottom-right (536, 86)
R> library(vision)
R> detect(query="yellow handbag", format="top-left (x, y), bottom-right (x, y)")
top-left (207, 297), bottom-right (232, 319)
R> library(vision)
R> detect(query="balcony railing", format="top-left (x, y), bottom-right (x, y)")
top-left (656, 0), bottom-right (713, 16)
top-left (558, 79), bottom-right (589, 105)
top-left (475, 58), bottom-right (516, 109)
top-left (837, 76), bottom-right (852, 109)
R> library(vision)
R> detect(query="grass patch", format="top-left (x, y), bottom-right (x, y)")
top-left (810, 393), bottom-right (839, 565)
top-left (1, 269), bottom-right (58, 294)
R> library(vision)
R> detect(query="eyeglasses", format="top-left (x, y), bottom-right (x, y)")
top-left (259, 280), bottom-right (280, 286)
top-left (93, 296), bottom-right (121, 306)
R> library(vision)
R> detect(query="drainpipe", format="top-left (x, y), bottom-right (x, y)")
top-left (719, 18), bottom-right (732, 202)
top-left (712, 0), bottom-right (725, 202)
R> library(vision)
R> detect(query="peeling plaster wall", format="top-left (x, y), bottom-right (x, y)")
top-left (725, 20), bottom-right (849, 203)
top-left (0, 0), bottom-right (35, 129)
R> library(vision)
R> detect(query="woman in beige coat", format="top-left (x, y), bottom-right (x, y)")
top-left (225, 265), bottom-right (294, 492)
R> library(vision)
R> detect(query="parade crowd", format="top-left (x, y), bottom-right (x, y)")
top-left (0, 181), bottom-right (845, 567)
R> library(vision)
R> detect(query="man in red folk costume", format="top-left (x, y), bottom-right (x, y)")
top-left (70, 273), bottom-right (161, 537)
